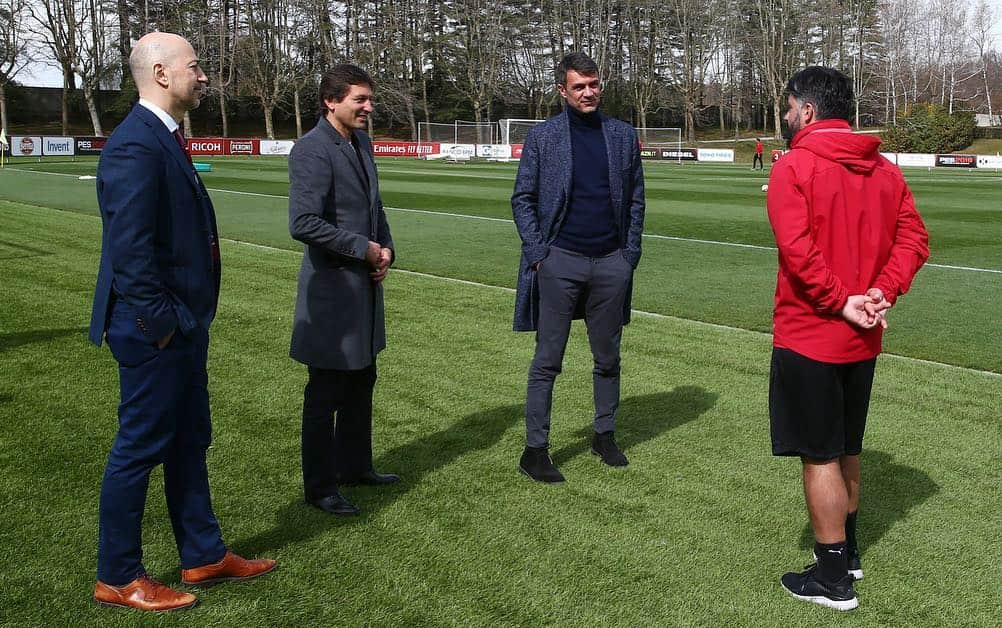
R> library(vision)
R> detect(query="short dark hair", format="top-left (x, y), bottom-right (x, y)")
top-left (555, 52), bottom-right (599, 87)
top-left (317, 64), bottom-right (374, 118)
top-left (785, 66), bottom-right (853, 121)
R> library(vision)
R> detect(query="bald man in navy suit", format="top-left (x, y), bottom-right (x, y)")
top-left (89, 32), bottom-right (274, 612)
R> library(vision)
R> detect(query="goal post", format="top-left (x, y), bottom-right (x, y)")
top-left (634, 127), bottom-right (683, 163)
top-left (498, 119), bottom-right (545, 145)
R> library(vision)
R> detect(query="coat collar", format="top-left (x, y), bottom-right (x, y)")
top-left (316, 116), bottom-right (378, 207)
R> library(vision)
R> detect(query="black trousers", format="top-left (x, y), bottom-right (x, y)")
top-left (301, 365), bottom-right (377, 500)
top-left (753, 153), bottom-right (764, 169)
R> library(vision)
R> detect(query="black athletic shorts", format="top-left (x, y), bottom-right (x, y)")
top-left (769, 347), bottom-right (877, 460)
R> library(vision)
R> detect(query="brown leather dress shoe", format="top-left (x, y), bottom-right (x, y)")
top-left (94, 574), bottom-right (198, 612)
top-left (181, 550), bottom-right (277, 586)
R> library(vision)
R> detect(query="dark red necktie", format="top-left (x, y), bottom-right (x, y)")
top-left (173, 129), bottom-right (193, 166)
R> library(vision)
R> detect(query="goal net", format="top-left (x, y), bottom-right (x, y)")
top-left (418, 121), bottom-right (496, 146)
top-left (498, 119), bottom-right (545, 145)
top-left (635, 127), bottom-right (682, 148)
top-left (635, 127), bottom-right (683, 163)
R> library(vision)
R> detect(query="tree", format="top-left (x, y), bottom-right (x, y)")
top-left (668, 0), bottom-right (723, 142)
top-left (73, 0), bottom-right (118, 135)
top-left (969, 0), bottom-right (998, 122)
top-left (621, 0), bottom-right (665, 133)
top-left (0, 0), bottom-right (32, 132)
top-left (882, 103), bottom-right (975, 152)
top-left (30, 0), bottom-right (79, 135)
top-left (442, 0), bottom-right (506, 133)
top-left (238, 0), bottom-right (293, 139)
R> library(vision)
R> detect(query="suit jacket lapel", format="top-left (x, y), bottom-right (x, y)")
top-left (356, 132), bottom-right (378, 207)
top-left (319, 118), bottom-right (367, 185)
top-left (133, 105), bottom-right (201, 193)
top-left (601, 114), bottom-right (623, 220)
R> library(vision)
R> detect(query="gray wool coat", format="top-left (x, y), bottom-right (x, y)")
top-left (511, 111), bottom-right (646, 331)
top-left (288, 117), bottom-right (394, 370)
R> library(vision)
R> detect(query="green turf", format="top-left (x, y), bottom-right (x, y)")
top-left (0, 198), bottom-right (1000, 626)
top-left (1, 157), bottom-right (999, 372)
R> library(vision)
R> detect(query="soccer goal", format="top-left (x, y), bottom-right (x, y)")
top-left (418, 121), bottom-right (496, 146)
top-left (498, 119), bottom-right (545, 146)
top-left (635, 127), bottom-right (683, 163)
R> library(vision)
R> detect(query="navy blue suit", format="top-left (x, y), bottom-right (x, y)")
top-left (89, 103), bottom-right (225, 585)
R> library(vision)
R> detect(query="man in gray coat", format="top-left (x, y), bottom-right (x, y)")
top-left (288, 64), bottom-right (398, 515)
top-left (512, 52), bottom-right (646, 483)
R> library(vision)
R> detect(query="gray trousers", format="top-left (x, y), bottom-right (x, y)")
top-left (525, 246), bottom-right (633, 448)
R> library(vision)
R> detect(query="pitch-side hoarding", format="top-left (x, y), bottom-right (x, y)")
top-left (75, 137), bottom-right (108, 155)
top-left (438, 144), bottom-right (477, 160)
top-left (476, 144), bottom-right (512, 159)
top-left (935, 154), bottom-right (976, 168)
top-left (11, 136), bottom-right (43, 156)
top-left (43, 136), bottom-right (75, 156)
top-left (260, 140), bottom-right (295, 155)
top-left (696, 148), bottom-right (734, 162)
top-left (372, 141), bottom-right (439, 157)
top-left (895, 153), bottom-right (936, 167)
top-left (976, 154), bottom-right (1002, 168)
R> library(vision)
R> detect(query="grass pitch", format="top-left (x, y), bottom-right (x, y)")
top-left (0, 157), bottom-right (999, 626)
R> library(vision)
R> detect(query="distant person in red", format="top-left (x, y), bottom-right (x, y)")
top-left (753, 139), bottom-right (764, 170)
top-left (766, 66), bottom-right (928, 611)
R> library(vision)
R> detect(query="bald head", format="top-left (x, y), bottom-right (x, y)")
top-left (130, 32), bottom-right (190, 91)
top-left (129, 32), bottom-right (207, 121)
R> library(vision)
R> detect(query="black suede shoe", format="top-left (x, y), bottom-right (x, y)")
top-left (307, 491), bottom-right (360, 516)
top-left (519, 447), bottom-right (565, 483)
top-left (336, 471), bottom-right (401, 486)
top-left (591, 431), bottom-right (629, 467)
top-left (781, 564), bottom-right (858, 611)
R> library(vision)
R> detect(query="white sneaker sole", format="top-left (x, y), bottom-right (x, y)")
top-left (784, 588), bottom-right (859, 612)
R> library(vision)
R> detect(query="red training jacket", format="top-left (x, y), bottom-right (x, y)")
top-left (766, 119), bottom-right (929, 363)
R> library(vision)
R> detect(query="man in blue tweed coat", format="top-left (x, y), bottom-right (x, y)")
top-left (511, 52), bottom-right (646, 483)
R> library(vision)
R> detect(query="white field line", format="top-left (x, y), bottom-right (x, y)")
top-left (4, 166), bottom-right (1000, 274)
top-left (0, 187), bottom-right (997, 378)
top-left (225, 236), bottom-right (1000, 379)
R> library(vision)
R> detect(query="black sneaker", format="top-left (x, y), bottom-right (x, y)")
top-left (591, 431), bottom-right (629, 467)
top-left (781, 564), bottom-right (859, 611)
top-left (813, 550), bottom-right (864, 580)
top-left (519, 447), bottom-right (565, 483)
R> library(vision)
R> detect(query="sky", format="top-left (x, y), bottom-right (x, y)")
top-left (13, 0), bottom-right (1002, 88)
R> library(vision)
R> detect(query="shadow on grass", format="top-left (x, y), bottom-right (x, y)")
top-left (550, 385), bottom-right (717, 466)
top-left (232, 404), bottom-right (522, 556)
top-left (0, 239), bottom-right (53, 260)
top-left (797, 449), bottom-right (939, 551)
top-left (0, 327), bottom-right (88, 352)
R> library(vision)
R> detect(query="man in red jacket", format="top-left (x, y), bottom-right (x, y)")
top-left (766, 66), bottom-right (929, 611)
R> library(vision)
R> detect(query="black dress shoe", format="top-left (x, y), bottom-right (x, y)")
top-left (336, 470), bottom-right (401, 486)
top-left (307, 492), bottom-right (360, 515)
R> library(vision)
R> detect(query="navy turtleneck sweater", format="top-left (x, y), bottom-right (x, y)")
top-left (553, 106), bottom-right (620, 257)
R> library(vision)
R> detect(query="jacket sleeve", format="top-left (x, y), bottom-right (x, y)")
top-left (624, 132), bottom-right (646, 268)
top-left (288, 139), bottom-right (370, 260)
top-left (872, 186), bottom-right (929, 304)
top-left (101, 138), bottom-right (179, 342)
top-left (766, 159), bottom-right (849, 314)
top-left (511, 130), bottom-right (549, 265)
